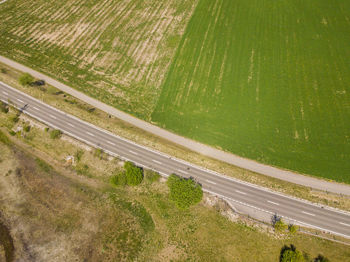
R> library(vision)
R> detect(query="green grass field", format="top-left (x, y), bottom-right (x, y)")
top-left (0, 0), bottom-right (349, 182)
top-left (152, 0), bottom-right (350, 182)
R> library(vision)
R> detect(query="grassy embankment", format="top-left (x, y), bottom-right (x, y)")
top-left (0, 108), bottom-right (350, 261)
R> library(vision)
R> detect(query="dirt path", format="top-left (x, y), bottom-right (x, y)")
top-left (1, 55), bottom-right (349, 195)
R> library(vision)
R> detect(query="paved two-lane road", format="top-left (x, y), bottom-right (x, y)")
top-left (1, 81), bottom-right (350, 238)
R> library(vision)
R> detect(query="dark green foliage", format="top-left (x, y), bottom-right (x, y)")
top-left (288, 224), bottom-right (298, 234)
top-left (0, 130), bottom-right (11, 145)
top-left (167, 174), bottom-right (203, 210)
top-left (23, 125), bottom-right (31, 132)
top-left (44, 127), bottom-right (49, 132)
top-left (280, 245), bottom-right (304, 262)
top-left (35, 158), bottom-right (52, 173)
top-left (110, 171), bottom-right (127, 186)
top-left (0, 101), bottom-right (9, 113)
top-left (8, 130), bottom-right (15, 136)
top-left (124, 161), bottom-right (143, 186)
top-left (19, 73), bottom-right (34, 86)
top-left (144, 170), bottom-right (160, 183)
top-left (50, 129), bottom-right (62, 139)
top-left (0, 68), bottom-right (7, 74)
top-left (314, 255), bottom-right (330, 262)
top-left (74, 149), bottom-right (84, 162)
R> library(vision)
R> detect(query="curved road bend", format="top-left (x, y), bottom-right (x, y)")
top-left (1, 82), bottom-right (350, 238)
top-left (1, 55), bottom-right (349, 195)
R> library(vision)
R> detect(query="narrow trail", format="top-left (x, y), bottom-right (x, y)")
top-left (0, 55), bottom-right (349, 195)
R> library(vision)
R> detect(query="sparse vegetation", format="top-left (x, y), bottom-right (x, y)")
top-left (289, 224), bottom-right (298, 234)
top-left (0, 101), bottom-right (9, 113)
top-left (50, 129), bottom-right (62, 139)
top-left (274, 219), bottom-right (288, 232)
top-left (167, 174), bottom-right (203, 210)
top-left (18, 73), bottom-right (34, 86)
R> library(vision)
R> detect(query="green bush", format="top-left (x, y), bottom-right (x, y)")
top-left (288, 224), bottom-right (298, 234)
top-left (50, 129), bottom-right (62, 139)
top-left (8, 130), bottom-right (16, 136)
top-left (280, 245), bottom-right (305, 262)
top-left (274, 219), bottom-right (288, 232)
top-left (0, 68), bottom-right (7, 74)
top-left (23, 125), bottom-right (31, 132)
top-left (124, 161), bottom-right (143, 186)
top-left (314, 255), bottom-right (330, 262)
top-left (44, 127), bottom-right (49, 132)
top-left (19, 73), bottom-right (34, 86)
top-left (167, 174), bottom-right (203, 210)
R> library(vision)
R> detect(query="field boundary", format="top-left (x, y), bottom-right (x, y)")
top-left (1, 55), bottom-right (350, 195)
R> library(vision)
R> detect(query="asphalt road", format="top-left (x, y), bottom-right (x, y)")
top-left (1, 81), bottom-right (350, 238)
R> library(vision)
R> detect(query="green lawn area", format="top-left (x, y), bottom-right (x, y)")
top-left (152, 0), bottom-right (350, 182)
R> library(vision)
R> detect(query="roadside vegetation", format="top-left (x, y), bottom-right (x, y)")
top-left (167, 174), bottom-right (203, 209)
top-left (0, 61), bottom-right (349, 215)
top-left (0, 109), bottom-right (349, 261)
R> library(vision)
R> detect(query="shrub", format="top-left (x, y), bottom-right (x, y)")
top-left (167, 174), bottom-right (203, 210)
top-left (8, 130), bottom-right (16, 136)
top-left (288, 224), bottom-right (298, 234)
top-left (19, 73), bottom-right (34, 86)
top-left (0, 68), bottom-right (7, 74)
top-left (94, 148), bottom-right (104, 160)
top-left (50, 129), bottom-right (62, 139)
top-left (23, 125), bottom-right (31, 132)
top-left (44, 127), bottom-right (49, 132)
top-left (274, 219), bottom-right (288, 232)
top-left (280, 245), bottom-right (305, 262)
top-left (314, 255), bottom-right (330, 262)
top-left (124, 161), bottom-right (143, 186)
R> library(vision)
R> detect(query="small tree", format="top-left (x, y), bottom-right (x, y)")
top-left (167, 174), bottom-right (203, 210)
top-left (124, 161), bottom-right (143, 186)
top-left (280, 245), bottom-right (305, 262)
top-left (19, 73), bottom-right (34, 86)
